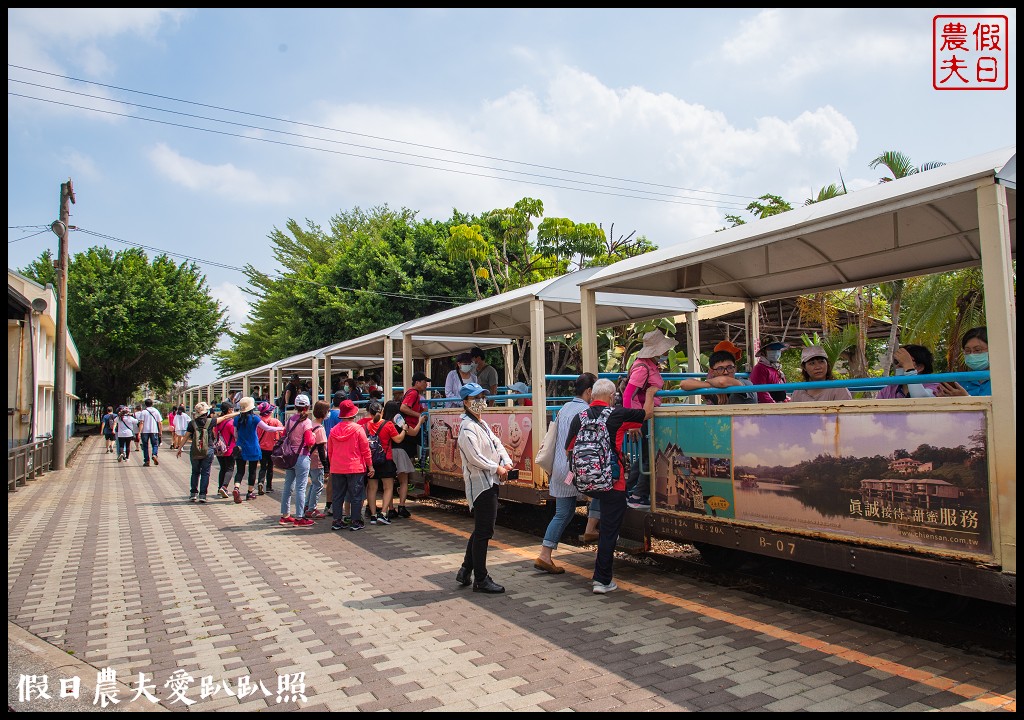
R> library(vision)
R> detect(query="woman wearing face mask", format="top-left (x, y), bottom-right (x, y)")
top-left (936, 326), bottom-right (992, 397)
top-left (877, 345), bottom-right (940, 399)
top-left (749, 341), bottom-right (790, 403)
top-left (455, 383), bottom-right (513, 594)
top-left (444, 352), bottom-right (478, 408)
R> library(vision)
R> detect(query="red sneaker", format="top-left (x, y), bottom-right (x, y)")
top-left (293, 517), bottom-right (315, 527)
top-left (279, 516), bottom-right (294, 525)
top-left (305, 509), bottom-right (326, 519)
top-left (232, 487), bottom-right (242, 504)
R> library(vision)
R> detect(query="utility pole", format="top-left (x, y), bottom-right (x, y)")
top-left (52, 179), bottom-right (75, 470)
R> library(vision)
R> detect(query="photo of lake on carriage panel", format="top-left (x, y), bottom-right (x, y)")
top-left (653, 410), bottom-right (992, 556)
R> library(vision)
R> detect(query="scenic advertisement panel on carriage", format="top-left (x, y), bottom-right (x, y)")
top-left (428, 407), bottom-right (543, 489)
top-left (651, 401), bottom-right (994, 559)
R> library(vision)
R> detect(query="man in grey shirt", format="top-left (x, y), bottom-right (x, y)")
top-left (703, 350), bottom-right (757, 405)
top-left (470, 346), bottom-right (499, 398)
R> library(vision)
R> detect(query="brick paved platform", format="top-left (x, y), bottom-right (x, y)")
top-left (8, 437), bottom-right (1016, 711)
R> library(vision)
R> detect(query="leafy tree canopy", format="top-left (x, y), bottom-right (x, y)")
top-left (21, 247), bottom-right (226, 406)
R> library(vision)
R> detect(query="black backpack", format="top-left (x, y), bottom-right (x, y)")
top-left (367, 421), bottom-right (387, 466)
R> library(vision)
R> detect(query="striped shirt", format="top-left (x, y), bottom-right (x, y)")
top-left (457, 412), bottom-right (512, 510)
top-left (547, 397), bottom-right (590, 498)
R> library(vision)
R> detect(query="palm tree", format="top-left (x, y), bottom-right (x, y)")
top-left (868, 151), bottom-right (946, 375)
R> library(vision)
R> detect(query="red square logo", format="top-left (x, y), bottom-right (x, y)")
top-left (933, 15), bottom-right (1009, 90)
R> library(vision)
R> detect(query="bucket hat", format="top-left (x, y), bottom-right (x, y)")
top-left (239, 396), bottom-right (255, 413)
top-left (635, 330), bottom-right (677, 359)
top-left (338, 399), bottom-right (359, 418)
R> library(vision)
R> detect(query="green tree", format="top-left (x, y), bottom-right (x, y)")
top-left (723, 193), bottom-right (794, 228)
top-left (21, 247), bottom-right (226, 406)
top-left (216, 206), bottom-right (479, 375)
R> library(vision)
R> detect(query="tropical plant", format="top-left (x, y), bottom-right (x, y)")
top-left (799, 326), bottom-right (859, 376)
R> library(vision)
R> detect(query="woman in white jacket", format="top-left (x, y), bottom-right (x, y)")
top-left (455, 383), bottom-right (513, 594)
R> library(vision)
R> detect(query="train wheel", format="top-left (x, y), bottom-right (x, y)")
top-left (694, 542), bottom-right (745, 570)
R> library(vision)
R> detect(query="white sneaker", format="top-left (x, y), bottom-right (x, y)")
top-left (592, 581), bottom-right (618, 594)
top-left (117, 453), bottom-right (124, 462)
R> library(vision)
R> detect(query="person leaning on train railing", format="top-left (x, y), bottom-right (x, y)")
top-left (935, 326), bottom-right (992, 397)
top-left (790, 346), bottom-right (854, 402)
top-left (699, 351), bottom-right (758, 405)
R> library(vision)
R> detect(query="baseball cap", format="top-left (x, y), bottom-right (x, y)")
top-left (293, 394), bottom-right (311, 408)
top-left (458, 382), bottom-right (488, 399)
top-left (800, 345), bottom-right (828, 363)
top-left (412, 371), bottom-right (431, 383)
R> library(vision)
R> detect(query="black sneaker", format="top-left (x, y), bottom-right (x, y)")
top-left (331, 522), bottom-right (346, 531)
top-left (375, 511), bottom-right (390, 525)
top-left (369, 514), bottom-right (378, 524)
top-left (365, 506), bottom-right (374, 520)
top-left (198, 495), bottom-right (207, 503)
top-left (349, 522), bottom-right (365, 531)
top-left (189, 493), bottom-right (197, 502)
top-left (387, 509), bottom-right (399, 520)
top-left (396, 505), bottom-right (411, 519)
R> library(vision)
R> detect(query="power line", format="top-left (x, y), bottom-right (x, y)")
top-left (9, 63), bottom-right (759, 202)
top-left (8, 229), bottom-right (50, 244)
top-left (11, 91), bottom-right (748, 212)
top-left (73, 227), bottom-right (471, 305)
top-left (9, 78), bottom-right (752, 209)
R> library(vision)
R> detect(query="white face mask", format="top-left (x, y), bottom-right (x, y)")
top-left (459, 364), bottom-right (473, 373)
top-left (468, 398), bottom-right (488, 415)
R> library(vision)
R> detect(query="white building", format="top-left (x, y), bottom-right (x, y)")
top-left (8, 269), bottom-right (80, 448)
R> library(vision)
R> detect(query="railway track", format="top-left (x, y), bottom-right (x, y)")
top-left (416, 489), bottom-right (1016, 662)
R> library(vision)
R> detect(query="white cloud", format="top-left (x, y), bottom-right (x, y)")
top-left (720, 9), bottom-right (921, 81)
top-left (148, 143), bottom-right (294, 204)
top-left (737, 442), bottom-right (810, 467)
top-left (734, 418), bottom-right (761, 438)
top-left (211, 281), bottom-right (251, 330)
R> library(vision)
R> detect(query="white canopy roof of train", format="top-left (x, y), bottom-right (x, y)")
top-left (580, 146), bottom-right (1016, 302)
top-left (402, 267), bottom-right (696, 340)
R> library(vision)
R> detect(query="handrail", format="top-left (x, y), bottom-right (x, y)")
top-left (8, 437), bottom-right (54, 491)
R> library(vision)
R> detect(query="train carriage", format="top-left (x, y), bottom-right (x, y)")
top-left (577, 146), bottom-right (1016, 606)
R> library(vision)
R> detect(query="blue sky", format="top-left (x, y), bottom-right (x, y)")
top-left (7, 9), bottom-right (1017, 386)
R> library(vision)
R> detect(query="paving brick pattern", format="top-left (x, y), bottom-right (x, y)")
top-left (8, 438), bottom-right (1016, 711)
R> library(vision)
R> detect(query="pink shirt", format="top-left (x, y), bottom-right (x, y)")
top-left (309, 423), bottom-right (328, 470)
top-left (624, 358), bottom-right (664, 409)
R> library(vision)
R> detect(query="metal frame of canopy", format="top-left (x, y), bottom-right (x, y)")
top-left (401, 267), bottom-right (697, 466)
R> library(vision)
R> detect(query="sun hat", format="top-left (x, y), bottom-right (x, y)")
top-left (293, 394), bottom-right (311, 408)
top-left (800, 345), bottom-right (828, 363)
top-left (635, 330), bottom-right (677, 359)
top-left (338, 399), bottom-right (359, 418)
top-left (756, 341), bottom-right (789, 357)
top-left (714, 340), bottom-right (743, 361)
top-left (239, 396), bottom-right (255, 413)
top-left (257, 401), bottom-right (273, 416)
top-left (458, 382), bottom-right (488, 399)
top-left (510, 381), bottom-right (530, 395)
top-left (194, 402), bottom-right (210, 415)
